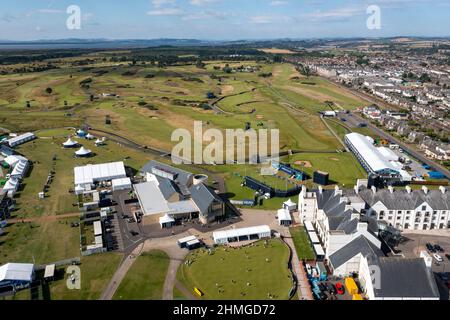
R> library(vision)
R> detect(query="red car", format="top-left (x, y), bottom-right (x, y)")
top-left (335, 282), bottom-right (345, 295)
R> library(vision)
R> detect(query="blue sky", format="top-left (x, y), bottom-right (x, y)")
top-left (0, 0), bottom-right (449, 40)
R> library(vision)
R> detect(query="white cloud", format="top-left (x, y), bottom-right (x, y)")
top-left (37, 9), bottom-right (64, 14)
top-left (190, 0), bottom-right (218, 6)
top-left (147, 8), bottom-right (184, 16)
top-left (151, 0), bottom-right (176, 8)
top-left (270, 1), bottom-right (288, 6)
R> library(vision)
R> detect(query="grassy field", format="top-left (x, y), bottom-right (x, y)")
top-left (6, 253), bottom-right (123, 300)
top-left (113, 251), bottom-right (170, 300)
top-left (289, 227), bottom-right (316, 261)
top-left (177, 239), bottom-right (293, 300)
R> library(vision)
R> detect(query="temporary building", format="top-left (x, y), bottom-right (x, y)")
top-left (0, 263), bottom-right (34, 289)
top-left (277, 208), bottom-right (292, 226)
top-left (159, 214), bottom-right (175, 229)
top-left (177, 235), bottom-right (197, 248)
top-left (3, 155), bottom-right (28, 168)
top-left (304, 220), bottom-right (315, 232)
top-left (44, 264), bottom-right (55, 280)
top-left (308, 231), bottom-right (320, 244)
top-left (10, 160), bottom-right (29, 179)
top-left (76, 129), bottom-right (86, 137)
top-left (111, 178), bottom-right (132, 191)
top-left (283, 199), bottom-right (297, 212)
top-left (62, 138), bottom-right (79, 148)
top-left (93, 221), bottom-right (102, 236)
top-left (213, 225), bottom-right (271, 244)
top-left (74, 161), bottom-right (126, 191)
top-left (95, 138), bottom-right (105, 146)
top-left (6, 132), bottom-right (36, 148)
top-left (85, 133), bottom-right (95, 140)
top-left (75, 147), bottom-right (92, 157)
top-left (2, 178), bottom-right (19, 197)
top-left (313, 244), bottom-right (325, 260)
top-left (186, 239), bottom-right (202, 250)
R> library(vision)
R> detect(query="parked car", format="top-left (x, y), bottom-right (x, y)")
top-left (426, 243), bottom-right (436, 253)
top-left (335, 282), bottom-right (345, 295)
top-left (434, 244), bottom-right (444, 252)
top-left (318, 282), bottom-right (327, 292)
top-left (130, 230), bottom-right (139, 236)
top-left (327, 283), bottom-right (336, 295)
top-left (434, 254), bottom-right (444, 262)
top-left (305, 264), bottom-right (312, 275)
top-left (446, 254), bottom-right (450, 261)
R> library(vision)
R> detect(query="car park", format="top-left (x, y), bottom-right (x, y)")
top-left (434, 253), bottom-right (444, 262)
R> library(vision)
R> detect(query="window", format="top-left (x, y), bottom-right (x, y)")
top-left (422, 205), bottom-right (427, 211)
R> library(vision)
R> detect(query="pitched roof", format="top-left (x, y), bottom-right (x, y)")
top-left (329, 235), bottom-right (384, 269)
top-left (189, 183), bottom-right (223, 215)
top-left (359, 187), bottom-right (450, 210)
top-left (371, 257), bottom-right (440, 299)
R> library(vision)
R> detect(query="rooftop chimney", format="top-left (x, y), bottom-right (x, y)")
top-left (334, 185), bottom-right (340, 196)
top-left (388, 186), bottom-right (394, 194)
top-left (439, 186), bottom-right (446, 194)
top-left (422, 186), bottom-right (429, 195)
top-left (371, 186), bottom-right (377, 194)
top-left (406, 186), bottom-right (412, 194)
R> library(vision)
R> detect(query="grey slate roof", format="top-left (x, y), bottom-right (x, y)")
top-left (371, 257), bottom-right (440, 299)
top-left (359, 187), bottom-right (449, 210)
top-left (190, 183), bottom-right (223, 215)
top-left (141, 160), bottom-right (193, 187)
top-left (157, 178), bottom-right (180, 200)
top-left (316, 190), bottom-right (364, 234)
top-left (329, 235), bottom-right (384, 269)
top-left (141, 160), bottom-right (193, 196)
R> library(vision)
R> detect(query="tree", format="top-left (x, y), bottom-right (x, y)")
top-left (45, 87), bottom-right (53, 94)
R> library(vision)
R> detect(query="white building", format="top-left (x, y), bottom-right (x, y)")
top-left (213, 225), bottom-right (271, 245)
top-left (359, 186), bottom-right (450, 230)
top-left (74, 161), bottom-right (127, 193)
top-left (6, 133), bottom-right (36, 148)
top-left (345, 133), bottom-right (411, 181)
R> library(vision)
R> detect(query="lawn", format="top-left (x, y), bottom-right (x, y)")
top-left (177, 239), bottom-right (293, 300)
top-left (289, 227), bottom-right (315, 261)
top-left (6, 252), bottom-right (123, 300)
top-left (113, 250), bottom-right (170, 300)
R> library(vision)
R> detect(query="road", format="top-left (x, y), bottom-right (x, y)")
top-left (351, 112), bottom-right (450, 179)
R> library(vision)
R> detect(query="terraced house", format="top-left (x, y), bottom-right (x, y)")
top-left (359, 186), bottom-right (450, 230)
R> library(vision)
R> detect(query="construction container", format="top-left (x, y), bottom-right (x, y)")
top-left (352, 294), bottom-right (363, 300)
top-left (345, 277), bottom-right (359, 295)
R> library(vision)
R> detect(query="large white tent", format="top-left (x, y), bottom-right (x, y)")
top-left (74, 161), bottom-right (126, 190)
top-left (213, 225), bottom-right (271, 244)
top-left (63, 138), bottom-right (79, 148)
top-left (75, 146), bottom-right (92, 157)
top-left (345, 133), bottom-right (401, 175)
top-left (0, 263), bottom-right (34, 283)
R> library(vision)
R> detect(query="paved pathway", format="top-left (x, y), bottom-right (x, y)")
top-left (99, 243), bottom-right (144, 300)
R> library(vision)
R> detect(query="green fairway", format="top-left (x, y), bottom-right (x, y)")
top-left (177, 239), bottom-right (293, 300)
top-left (289, 227), bottom-right (315, 260)
top-left (113, 251), bottom-right (170, 300)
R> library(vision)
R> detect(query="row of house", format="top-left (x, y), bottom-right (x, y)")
top-left (298, 185), bottom-right (443, 300)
